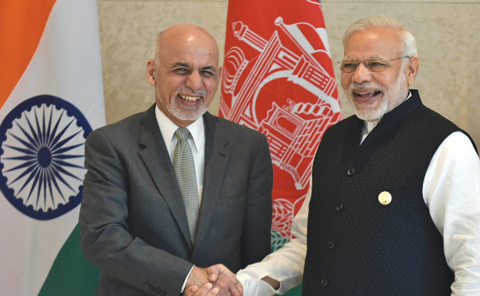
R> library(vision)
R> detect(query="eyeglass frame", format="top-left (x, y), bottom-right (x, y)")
top-left (337, 55), bottom-right (411, 73)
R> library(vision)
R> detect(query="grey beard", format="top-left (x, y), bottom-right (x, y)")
top-left (166, 100), bottom-right (208, 122)
top-left (344, 72), bottom-right (408, 122)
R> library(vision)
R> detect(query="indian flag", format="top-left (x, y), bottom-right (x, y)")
top-left (0, 0), bottom-right (104, 294)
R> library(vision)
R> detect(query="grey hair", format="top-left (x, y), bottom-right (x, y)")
top-left (343, 15), bottom-right (417, 58)
top-left (152, 31), bottom-right (164, 66)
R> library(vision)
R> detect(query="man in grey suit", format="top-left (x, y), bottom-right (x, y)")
top-left (79, 24), bottom-right (273, 296)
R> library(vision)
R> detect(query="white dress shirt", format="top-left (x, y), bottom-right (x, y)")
top-left (155, 106), bottom-right (205, 292)
top-left (155, 106), bottom-right (205, 202)
top-left (237, 129), bottom-right (480, 296)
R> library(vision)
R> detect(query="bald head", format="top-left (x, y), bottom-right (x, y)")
top-left (146, 24), bottom-right (222, 127)
top-left (153, 24), bottom-right (219, 66)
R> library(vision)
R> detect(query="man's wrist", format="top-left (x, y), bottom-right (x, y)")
top-left (261, 276), bottom-right (280, 290)
top-left (241, 277), bottom-right (278, 296)
top-left (181, 265), bottom-right (196, 293)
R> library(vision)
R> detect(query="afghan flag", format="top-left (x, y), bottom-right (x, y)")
top-left (220, 0), bottom-right (342, 294)
top-left (0, 0), bottom-right (104, 294)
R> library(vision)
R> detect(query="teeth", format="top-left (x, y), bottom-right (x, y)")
top-left (356, 92), bottom-right (375, 95)
top-left (179, 95), bottom-right (200, 102)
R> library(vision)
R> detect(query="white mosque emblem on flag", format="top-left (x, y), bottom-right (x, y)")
top-left (222, 17), bottom-right (342, 190)
top-left (0, 95), bottom-right (92, 220)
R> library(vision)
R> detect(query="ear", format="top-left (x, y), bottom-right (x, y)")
top-left (146, 59), bottom-right (156, 86)
top-left (216, 66), bottom-right (223, 88)
top-left (405, 56), bottom-right (419, 86)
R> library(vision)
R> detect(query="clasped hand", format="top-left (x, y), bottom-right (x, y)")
top-left (185, 264), bottom-right (242, 296)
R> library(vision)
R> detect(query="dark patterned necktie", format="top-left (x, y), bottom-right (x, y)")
top-left (173, 128), bottom-right (199, 243)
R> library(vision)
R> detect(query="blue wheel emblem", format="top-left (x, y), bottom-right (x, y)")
top-left (0, 95), bottom-right (92, 220)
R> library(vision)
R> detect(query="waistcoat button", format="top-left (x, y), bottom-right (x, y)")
top-left (347, 167), bottom-right (355, 176)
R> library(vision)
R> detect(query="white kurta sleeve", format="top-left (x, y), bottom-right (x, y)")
top-left (423, 131), bottom-right (480, 295)
top-left (237, 179), bottom-right (311, 296)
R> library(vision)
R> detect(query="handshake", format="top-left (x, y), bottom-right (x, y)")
top-left (184, 265), bottom-right (280, 296)
top-left (184, 264), bottom-right (243, 296)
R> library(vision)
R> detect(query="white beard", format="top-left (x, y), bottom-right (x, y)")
top-left (158, 86), bottom-right (209, 122)
top-left (344, 69), bottom-right (409, 122)
top-left (166, 98), bottom-right (208, 122)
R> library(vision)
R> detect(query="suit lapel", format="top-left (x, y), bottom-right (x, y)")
top-left (138, 105), bottom-right (192, 248)
top-left (192, 113), bottom-right (230, 256)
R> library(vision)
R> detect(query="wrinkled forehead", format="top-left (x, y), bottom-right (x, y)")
top-left (343, 28), bottom-right (402, 59)
top-left (159, 29), bottom-right (219, 66)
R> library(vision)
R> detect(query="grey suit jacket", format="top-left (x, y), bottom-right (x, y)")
top-left (79, 105), bottom-right (273, 296)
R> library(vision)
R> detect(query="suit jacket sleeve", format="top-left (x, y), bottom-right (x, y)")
top-left (79, 128), bottom-right (193, 295)
top-left (241, 133), bottom-right (274, 266)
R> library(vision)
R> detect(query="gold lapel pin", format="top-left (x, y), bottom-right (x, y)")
top-left (378, 191), bottom-right (392, 205)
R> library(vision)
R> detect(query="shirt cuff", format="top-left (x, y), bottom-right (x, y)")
top-left (181, 265), bottom-right (195, 293)
top-left (237, 271), bottom-right (279, 296)
top-left (241, 278), bottom-right (277, 296)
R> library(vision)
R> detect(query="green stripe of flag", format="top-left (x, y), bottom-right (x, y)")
top-left (281, 284), bottom-right (302, 296)
top-left (39, 224), bottom-right (99, 296)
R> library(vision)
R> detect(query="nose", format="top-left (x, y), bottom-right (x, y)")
top-left (186, 71), bottom-right (202, 91)
top-left (351, 62), bottom-right (372, 84)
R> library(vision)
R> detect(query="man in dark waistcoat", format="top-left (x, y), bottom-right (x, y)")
top-left (189, 15), bottom-right (480, 296)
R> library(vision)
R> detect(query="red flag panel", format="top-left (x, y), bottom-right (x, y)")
top-left (221, 0), bottom-right (342, 247)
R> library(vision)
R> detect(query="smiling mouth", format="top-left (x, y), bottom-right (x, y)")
top-left (178, 94), bottom-right (202, 103)
top-left (354, 91), bottom-right (382, 99)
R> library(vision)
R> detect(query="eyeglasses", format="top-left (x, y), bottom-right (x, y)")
top-left (338, 56), bottom-right (411, 73)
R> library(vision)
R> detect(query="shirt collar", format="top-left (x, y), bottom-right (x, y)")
top-left (155, 105), bottom-right (205, 152)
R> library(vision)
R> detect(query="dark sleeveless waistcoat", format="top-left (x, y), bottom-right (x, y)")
top-left (302, 90), bottom-right (474, 296)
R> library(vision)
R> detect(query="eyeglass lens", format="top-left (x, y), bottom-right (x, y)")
top-left (340, 59), bottom-right (390, 73)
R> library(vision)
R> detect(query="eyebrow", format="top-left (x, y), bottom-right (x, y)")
top-left (342, 54), bottom-right (388, 61)
top-left (201, 65), bottom-right (217, 73)
top-left (171, 62), bottom-right (217, 73)
top-left (171, 62), bottom-right (190, 68)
